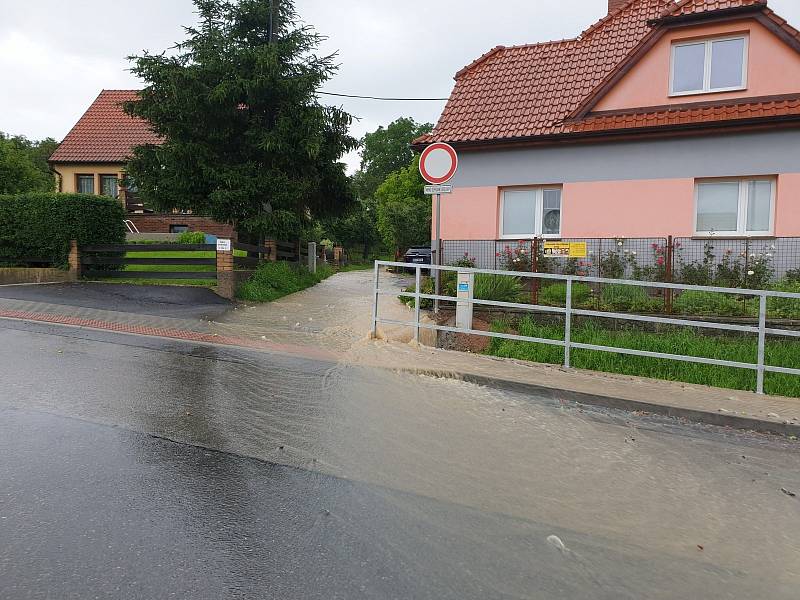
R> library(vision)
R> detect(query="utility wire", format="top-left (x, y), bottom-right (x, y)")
top-left (318, 91), bottom-right (449, 101)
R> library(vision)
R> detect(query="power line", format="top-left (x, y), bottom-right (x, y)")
top-left (318, 91), bottom-right (449, 101)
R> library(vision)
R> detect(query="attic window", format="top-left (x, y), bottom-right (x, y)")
top-left (670, 36), bottom-right (747, 96)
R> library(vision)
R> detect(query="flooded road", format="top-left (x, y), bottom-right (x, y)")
top-left (1, 317), bottom-right (799, 599)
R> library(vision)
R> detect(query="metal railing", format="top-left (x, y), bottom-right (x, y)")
top-left (371, 261), bottom-right (800, 395)
top-left (123, 219), bottom-right (140, 234)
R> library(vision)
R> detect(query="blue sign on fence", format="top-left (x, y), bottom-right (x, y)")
top-left (458, 282), bottom-right (470, 293)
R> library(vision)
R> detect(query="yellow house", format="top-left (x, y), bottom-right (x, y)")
top-left (49, 90), bottom-right (235, 238)
top-left (49, 90), bottom-right (160, 212)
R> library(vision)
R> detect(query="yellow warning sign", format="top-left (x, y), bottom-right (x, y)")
top-left (543, 242), bottom-right (588, 258)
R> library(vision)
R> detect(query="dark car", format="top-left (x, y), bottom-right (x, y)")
top-left (403, 246), bottom-right (432, 267)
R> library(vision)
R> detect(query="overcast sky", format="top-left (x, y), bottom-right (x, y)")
top-left (2, 0), bottom-right (799, 171)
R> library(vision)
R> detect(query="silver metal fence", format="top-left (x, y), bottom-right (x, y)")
top-left (372, 261), bottom-right (800, 395)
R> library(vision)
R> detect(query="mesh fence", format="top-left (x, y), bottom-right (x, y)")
top-left (441, 237), bottom-right (800, 317)
top-left (442, 237), bottom-right (800, 287)
top-left (443, 238), bottom-right (670, 280)
top-left (672, 238), bottom-right (799, 288)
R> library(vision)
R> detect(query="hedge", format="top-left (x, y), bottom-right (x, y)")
top-left (0, 193), bottom-right (126, 267)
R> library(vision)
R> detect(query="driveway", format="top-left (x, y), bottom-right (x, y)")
top-left (0, 282), bottom-right (231, 320)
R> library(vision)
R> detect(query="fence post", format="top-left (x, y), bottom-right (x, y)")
top-left (68, 239), bottom-right (81, 280)
top-left (216, 243), bottom-right (235, 299)
top-left (757, 293), bottom-right (767, 395)
top-left (334, 246), bottom-right (343, 267)
top-left (414, 265), bottom-right (421, 344)
top-left (564, 277), bottom-right (573, 369)
top-left (531, 238), bottom-right (540, 305)
top-left (665, 235), bottom-right (674, 314)
top-left (264, 240), bottom-right (277, 262)
top-left (596, 238), bottom-right (603, 310)
top-left (307, 242), bottom-right (317, 273)
top-left (371, 261), bottom-right (380, 339)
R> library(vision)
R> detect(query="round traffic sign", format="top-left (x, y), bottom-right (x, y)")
top-left (419, 142), bottom-right (458, 185)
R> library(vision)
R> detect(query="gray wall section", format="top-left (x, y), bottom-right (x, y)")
top-left (450, 130), bottom-right (800, 187)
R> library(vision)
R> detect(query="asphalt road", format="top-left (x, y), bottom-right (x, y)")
top-left (0, 282), bottom-right (231, 319)
top-left (1, 318), bottom-right (799, 599)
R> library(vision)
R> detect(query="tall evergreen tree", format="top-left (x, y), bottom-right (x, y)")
top-left (125, 0), bottom-right (357, 240)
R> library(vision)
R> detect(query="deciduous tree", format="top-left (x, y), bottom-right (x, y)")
top-left (375, 156), bottom-right (431, 253)
top-left (0, 133), bottom-right (58, 194)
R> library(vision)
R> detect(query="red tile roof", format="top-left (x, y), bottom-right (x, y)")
top-left (663, 0), bottom-right (766, 18)
top-left (570, 94), bottom-right (800, 132)
top-left (49, 90), bottom-right (161, 163)
top-left (420, 0), bottom-right (799, 147)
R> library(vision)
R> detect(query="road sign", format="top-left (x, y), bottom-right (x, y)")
top-left (424, 184), bottom-right (453, 195)
top-left (216, 238), bottom-right (232, 252)
top-left (543, 241), bottom-right (587, 258)
top-left (419, 142), bottom-right (458, 185)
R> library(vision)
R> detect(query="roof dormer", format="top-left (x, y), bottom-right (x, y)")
top-left (572, 3), bottom-right (800, 117)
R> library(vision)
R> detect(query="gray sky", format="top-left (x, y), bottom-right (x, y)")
top-left (2, 0), bottom-right (799, 171)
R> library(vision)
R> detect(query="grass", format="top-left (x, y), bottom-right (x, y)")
top-left (336, 262), bottom-right (376, 272)
top-left (487, 317), bottom-right (800, 397)
top-left (236, 261), bottom-right (334, 302)
top-left (123, 250), bottom-right (246, 273)
top-left (88, 278), bottom-right (216, 287)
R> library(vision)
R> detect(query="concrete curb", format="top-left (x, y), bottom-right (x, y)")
top-left (397, 367), bottom-right (800, 437)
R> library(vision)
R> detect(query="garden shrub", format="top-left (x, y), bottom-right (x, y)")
top-left (601, 283), bottom-right (659, 312)
top-left (673, 290), bottom-right (745, 317)
top-left (598, 249), bottom-right (628, 279)
top-left (237, 261), bottom-right (334, 302)
top-left (402, 272), bottom-right (522, 308)
top-left (176, 230), bottom-right (207, 244)
top-left (538, 282), bottom-right (592, 308)
top-left (767, 280), bottom-right (800, 319)
top-left (0, 193), bottom-right (126, 267)
top-left (451, 253), bottom-right (476, 269)
top-left (474, 274), bottom-right (525, 303)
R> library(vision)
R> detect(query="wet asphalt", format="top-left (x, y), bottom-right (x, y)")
top-left (0, 282), bottom-right (231, 319)
top-left (1, 303), bottom-right (799, 598)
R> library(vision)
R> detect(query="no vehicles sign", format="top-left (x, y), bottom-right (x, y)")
top-left (419, 143), bottom-right (458, 185)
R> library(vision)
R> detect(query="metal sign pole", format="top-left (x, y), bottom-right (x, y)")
top-left (434, 192), bottom-right (441, 314)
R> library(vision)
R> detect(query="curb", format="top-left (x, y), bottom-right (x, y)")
top-left (398, 367), bottom-right (800, 437)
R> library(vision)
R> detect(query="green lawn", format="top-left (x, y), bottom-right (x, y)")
top-left (487, 317), bottom-right (800, 397)
top-left (90, 278), bottom-right (216, 287)
top-left (122, 250), bottom-right (248, 273)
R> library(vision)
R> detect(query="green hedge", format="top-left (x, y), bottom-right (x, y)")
top-left (0, 193), bottom-right (126, 267)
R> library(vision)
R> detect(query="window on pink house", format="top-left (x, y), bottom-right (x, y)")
top-left (500, 188), bottom-right (562, 239)
top-left (695, 178), bottom-right (774, 237)
top-left (671, 36), bottom-right (747, 96)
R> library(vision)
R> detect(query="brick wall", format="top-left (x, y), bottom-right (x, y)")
top-left (126, 214), bottom-right (236, 240)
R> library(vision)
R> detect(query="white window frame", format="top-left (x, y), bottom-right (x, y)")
top-left (499, 187), bottom-right (562, 240)
top-left (670, 35), bottom-right (749, 96)
top-left (693, 177), bottom-right (775, 237)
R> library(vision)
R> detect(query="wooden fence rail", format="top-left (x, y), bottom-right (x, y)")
top-left (81, 243), bottom-right (218, 281)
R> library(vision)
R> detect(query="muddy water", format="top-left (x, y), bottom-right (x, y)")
top-left (173, 272), bottom-right (800, 597)
top-left (2, 320), bottom-right (798, 598)
top-left (210, 269), bottom-right (417, 350)
top-left (2, 267), bottom-right (800, 598)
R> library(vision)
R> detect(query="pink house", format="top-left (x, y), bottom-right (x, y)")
top-left (415, 0), bottom-right (800, 254)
